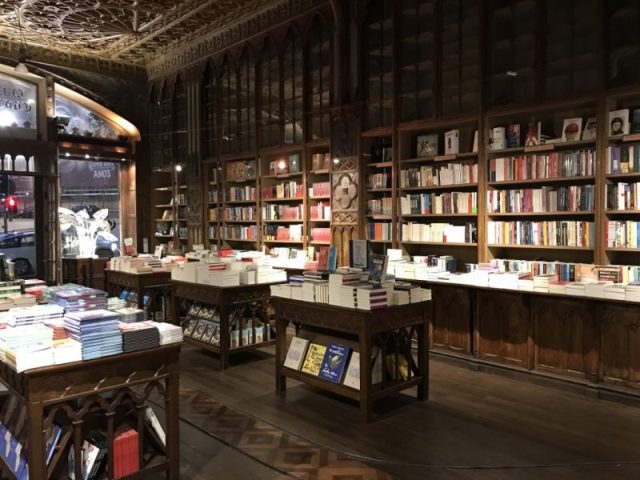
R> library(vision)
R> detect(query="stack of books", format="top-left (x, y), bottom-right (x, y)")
top-left (115, 307), bottom-right (145, 323)
top-left (518, 279), bottom-right (534, 291)
top-left (338, 285), bottom-right (359, 308)
top-left (566, 282), bottom-right (587, 296)
top-left (53, 287), bottom-right (108, 312)
top-left (584, 281), bottom-right (611, 298)
top-left (2, 304), bottom-right (64, 327)
top-left (328, 271), bottom-right (362, 306)
top-left (52, 338), bottom-right (82, 365)
top-left (626, 283), bottom-right (640, 302)
top-left (149, 322), bottom-right (183, 345)
top-left (64, 310), bottom-right (123, 360)
top-left (45, 319), bottom-right (68, 340)
top-left (6, 294), bottom-right (36, 308)
top-left (533, 274), bottom-right (554, 292)
top-left (604, 284), bottom-right (626, 301)
top-left (119, 322), bottom-right (160, 353)
top-left (108, 297), bottom-right (127, 311)
top-left (357, 286), bottom-right (388, 310)
top-left (548, 281), bottom-right (567, 295)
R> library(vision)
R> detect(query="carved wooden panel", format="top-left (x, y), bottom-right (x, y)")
top-left (534, 297), bottom-right (598, 380)
top-left (598, 304), bottom-right (640, 389)
top-left (430, 285), bottom-right (472, 353)
top-left (476, 291), bottom-right (531, 367)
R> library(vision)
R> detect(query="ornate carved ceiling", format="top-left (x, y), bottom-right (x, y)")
top-left (0, 0), bottom-right (282, 66)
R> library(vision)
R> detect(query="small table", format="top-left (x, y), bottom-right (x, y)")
top-left (171, 280), bottom-right (277, 369)
top-left (0, 344), bottom-right (181, 479)
top-left (273, 299), bottom-right (431, 422)
top-left (105, 269), bottom-right (172, 309)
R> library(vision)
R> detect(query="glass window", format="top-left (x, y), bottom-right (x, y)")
top-left (0, 72), bottom-right (37, 138)
top-left (55, 94), bottom-right (125, 140)
top-left (308, 17), bottom-right (331, 140)
top-left (59, 158), bottom-right (121, 259)
top-left (0, 174), bottom-right (36, 277)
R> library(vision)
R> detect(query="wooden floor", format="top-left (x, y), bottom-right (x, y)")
top-left (172, 345), bottom-right (640, 479)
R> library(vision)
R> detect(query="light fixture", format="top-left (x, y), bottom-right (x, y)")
top-left (64, 152), bottom-right (70, 158)
top-left (121, 158), bottom-right (126, 162)
top-left (175, 164), bottom-right (182, 172)
top-left (506, 70), bottom-right (518, 77)
top-left (333, 157), bottom-right (340, 165)
top-left (84, 154), bottom-right (90, 159)
top-left (277, 159), bottom-right (286, 170)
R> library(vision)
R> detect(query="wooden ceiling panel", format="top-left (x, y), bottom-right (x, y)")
top-left (0, 0), bottom-right (282, 66)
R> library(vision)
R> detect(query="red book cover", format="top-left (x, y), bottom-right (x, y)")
top-left (114, 432), bottom-right (124, 479)
top-left (130, 430), bottom-right (140, 473)
top-left (317, 246), bottom-right (329, 270)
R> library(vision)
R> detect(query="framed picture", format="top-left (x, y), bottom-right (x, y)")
top-left (561, 118), bottom-right (582, 142)
top-left (349, 239), bottom-right (369, 269)
top-left (609, 109), bottom-right (630, 136)
top-left (582, 117), bottom-right (597, 140)
top-left (416, 134), bottom-right (438, 157)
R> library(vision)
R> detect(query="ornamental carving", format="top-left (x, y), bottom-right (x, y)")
top-left (332, 172), bottom-right (358, 211)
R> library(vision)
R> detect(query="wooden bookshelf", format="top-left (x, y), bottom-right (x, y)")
top-left (205, 162), bottom-right (221, 250)
top-left (362, 134), bottom-right (394, 249)
top-left (221, 158), bottom-right (259, 249)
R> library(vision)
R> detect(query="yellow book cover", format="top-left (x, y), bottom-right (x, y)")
top-left (301, 343), bottom-right (327, 376)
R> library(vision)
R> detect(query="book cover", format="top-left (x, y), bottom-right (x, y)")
top-left (349, 239), bottom-right (369, 269)
top-left (192, 321), bottom-right (207, 341)
top-left (506, 124), bottom-right (520, 148)
top-left (368, 253), bottom-right (388, 286)
top-left (45, 424), bottom-right (62, 465)
top-left (562, 117), bottom-right (582, 142)
top-left (342, 351), bottom-right (360, 390)
top-left (490, 126), bottom-right (506, 150)
top-left (524, 122), bottom-right (540, 146)
top-left (632, 108), bottom-right (640, 133)
top-left (300, 343), bottom-right (327, 376)
top-left (183, 319), bottom-right (198, 337)
top-left (416, 133), bottom-right (438, 157)
top-left (327, 246), bottom-right (337, 273)
top-left (472, 129), bottom-right (479, 153)
top-left (317, 246), bottom-right (329, 271)
top-left (289, 154), bottom-right (301, 173)
top-left (283, 337), bottom-right (309, 370)
top-left (609, 109), bottom-right (630, 136)
top-left (444, 129), bottom-right (460, 154)
top-left (318, 342), bottom-right (350, 383)
top-left (582, 117), bottom-right (597, 140)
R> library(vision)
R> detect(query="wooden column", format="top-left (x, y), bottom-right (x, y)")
top-left (185, 66), bottom-right (205, 247)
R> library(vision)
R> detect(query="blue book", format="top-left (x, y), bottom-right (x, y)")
top-left (327, 246), bottom-right (337, 273)
top-left (45, 424), bottom-right (62, 465)
top-left (318, 342), bottom-right (350, 384)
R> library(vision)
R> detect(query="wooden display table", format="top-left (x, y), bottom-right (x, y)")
top-left (408, 278), bottom-right (640, 398)
top-left (171, 280), bottom-right (277, 369)
top-left (105, 269), bottom-right (172, 309)
top-left (273, 299), bottom-right (431, 422)
top-left (0, 344), bottom-right (181, 479)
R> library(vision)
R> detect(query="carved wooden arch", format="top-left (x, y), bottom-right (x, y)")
top-left (258, 32), bottom-right (283, 64)
top-left (302, 9), bottom-right (335, 42)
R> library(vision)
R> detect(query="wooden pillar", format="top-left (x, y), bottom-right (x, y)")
top-left (185, 66), bottom-right (204, 248)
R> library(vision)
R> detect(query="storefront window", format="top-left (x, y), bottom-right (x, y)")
top-left (0, 174), bottom-right (36, 277)
top-left (59, 158), bottom-right (121, 258)
top-left (55, 95), bottom-right (125, 140)
top-left (0, 72), bottom-right (37, 139)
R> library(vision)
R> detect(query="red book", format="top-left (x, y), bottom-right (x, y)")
top-left (317, 246), bottom-right (329, 270)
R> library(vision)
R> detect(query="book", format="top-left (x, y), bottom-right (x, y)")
top-left (327, 246), bottom-right (337, 273)
top-left (45, 424), bottom-right (62, 465)
top-left (472, 129), bottom-right (479, 153)
top-left (490, 127), bottom-right (506, 150)
top-left (444, 129), bottom-right (459, 154)
top-left (562, 118), bottom-right (582, 142)
top-left (317, 246), bottom-right (329, 271)
top-left (609, 109), bottom-right (630, 136)
top-left (368, 253), bottom-right (388, 286)
top-left (582, 117), bottom-right (597, 140)
top-left (318, 342), bottom-right (350, 383)
top-left (349, 239), bottom-right (368, 269)
top-left (506, 124), bottom-right (520, 148)
top-left (416, 133), bottom-right (438, 157)
top-left (145, 406), bottom-right (166, 448)
top-left (300, 343), bottom-right (327, 376)
top-left (632, 108), bottom-right (640, 133)
top-left (524, 122), bottom-right (540, 146)
top-left (289, 154), bottom-right (301, 173)
top-left (284, 337), bottom-right (309, 370)
top-left (342, 351), bottom-right (360, 390)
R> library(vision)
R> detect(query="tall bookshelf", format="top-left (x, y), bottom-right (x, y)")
top-left (205, 162), bottom-right (221, 250)
top-left (221, 157), bottom-right (259, 249)
top-left (483, 100), bottom-right (598, 265)
top-left (259, 150), bottom-right (305, 250)
top-left (151, 167), bottom-right (185, 254)
top-left (306, 144), bottom-right (332, 248)
top-left (397, 118), bottom-right (480, 267)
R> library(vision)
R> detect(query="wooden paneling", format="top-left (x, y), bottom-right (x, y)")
top-left (599, 304), bottom-right (640, 390)
top-left (430, 285), bottom-right (471, 353)
top-left (476, 290), bottom-right (530, 367)
top-left (534, 297), bottom-right (598, 380)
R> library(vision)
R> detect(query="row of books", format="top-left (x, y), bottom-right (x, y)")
top-left (262, 205), bottom-right (302, 221)
top-left (401, 222), bottom-right (477, 244)
top-left (367, 171), bottom-right (392, 189)
top-left (607, 144), bottom-right (640, 174)
top-left (606, 182), bottom-right (640, 210)
top-left (399, 192), bottom-right (477, 215)
top-left (224, 206), bottom-right (256, 221)
top-left (310, 227), bottom-right (331, 243)
top-left (222, 225), bottom-right (257, 240)
top-left (367, 197), bottom-right (392, 216)
top-left (208, 208), bottom-right (218, 221)
top-left (208, 225), bottom-right (218, 239)
top-left (310, 181), bottom-right (330, 197)
top-left (400, 162), bottom-right (478, 188)
top-left (487, 186), bottom-right (595, 213)
top-left (226, 159), bottom-right (256, 181)
top-left (487, 220), bottom-right (595, 247)
top-left (208, 189), bottom-right (219, 204)
top-left (263, 224), bottom-right (303, 241)
top-left (225, 186), bottom-right (256, 202)
top-left (367, 222), bottom-right (393, 241)
top-left (311, 152), bottom-right (332, 171)
top-left (488, 150), bottom-right (596, 182)
top-left (310, 201), bottom-right (331, 220)
top-left (606, 221), bottom-right (640, 248)
top-left (261, 181), bottom-right (304, 200)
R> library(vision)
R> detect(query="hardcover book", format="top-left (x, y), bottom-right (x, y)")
top-left (582, 117), bottom-right (597, 140)
top-left (349, 239), bottom-right (369, 269)
top-left (368, 254), bottom-right (388, 286)
top-left (319, 342), bottom-right (350, 383)
top-left (609, 109), bottom-right (630, 136)
top-left (342, 351), bottom-right (360, 390)
top-left (317, 246), bottom-right (329, 271)
top-left (300, 343), bottom-right (327, 376)
top-left (289, 154), bottom-right (301, 173)
top-left (284, 337), bottom-right (310, 370)
top-left (562, 118), bottom-right (582, 142)
top-left (444, 129), bottom-right (460, 154)
top-left (506, 124), bottom-right (520, 148)
top-left (416, 134), bottom-right (438, 157)
top-left (490, 127), bottom-right (506, 150)
top-left (524, 122), bottom-right (541, 146)
top-left (327, 246), bottom-right (337, 273)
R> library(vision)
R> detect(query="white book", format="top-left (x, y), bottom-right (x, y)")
top-left (342, 352), bottom-right (360, 390)
top-left (444, 129), bottom-right (460, 154)
top-left (284, 337), bottom-right (309, 370)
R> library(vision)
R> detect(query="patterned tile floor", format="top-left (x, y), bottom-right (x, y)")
top-left (168, 384), bottom-right (393, 480)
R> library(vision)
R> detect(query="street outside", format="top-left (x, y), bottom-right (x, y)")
top-left (1, 217), bottom-right (33, 233)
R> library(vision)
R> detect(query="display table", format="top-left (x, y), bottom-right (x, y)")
top-left (0, 344), bottom-right (181, 479)
top-left (406, 278), bottom-right (640, 397)
top-left (273, 299), bottom-right (431, 422)
top-left (62, 257), bottom-right (110, 290)
top-left (105, 269), bottom-right (172, 309)
top-left (171, 280), bottom-right (276, 369)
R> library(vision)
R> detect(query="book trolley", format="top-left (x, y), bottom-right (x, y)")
top-left (0, 344), bottom-right (181, 479)
top-left (273, 298), bottom-right (431, 422)
top-left (171, 280), bottom-right (276, 370)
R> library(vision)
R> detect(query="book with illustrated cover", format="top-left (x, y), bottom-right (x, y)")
top-left (284, 337), bottom-right (309, 370)
top-left (368, 254), bottom-right (388, 286)
top-left (507, 124), bottom-right (520, 148)
top-left (416, 133), bottom-right (438, 157)
top-left (318, 342), bottom-right (350, 383)
top-left (327, 246), bottom-right (337, 273)
top-left (289, 154), bottom-right (301, 173)
top-left (317, 246), bottom-right (329, 271)
top-left (300, 343), bottom-right (327, 376)
top-left (201, 322), bottom-right (216, 343)
top-left (562, 118), bottom-right (582, 142)
top-left (192, 321), bottom-right (207, 341)
top-left (342, 351), bottom-right (360, 390)
top-left (609, 109), bottom-right (630, 136)
top-left (524, 122), bottom-right (541, 146)
top-left (182, 319), bottom-right (198, 337)
top-left (444, 129), bottom-right (459, 154)
top-left (582, 117), bottom-right (597, 140)
top-left (145, 407), bottom-right (166, 448)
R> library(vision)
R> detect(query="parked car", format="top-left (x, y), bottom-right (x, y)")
top-left (0, 229), bottom-right (36, 276)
